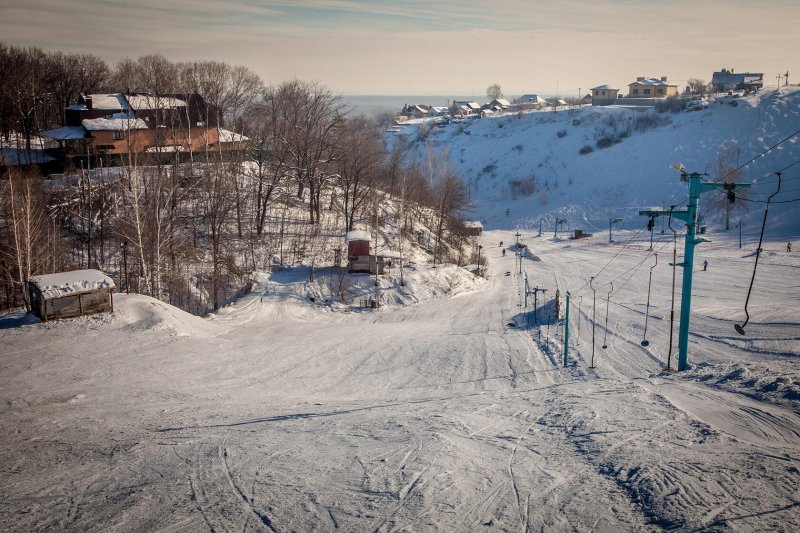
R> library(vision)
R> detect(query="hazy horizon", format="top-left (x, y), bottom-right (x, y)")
top-left (1, 1), bottom-right (797, 96)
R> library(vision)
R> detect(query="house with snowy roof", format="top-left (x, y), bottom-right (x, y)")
top-left (627, 77), bottom-right (678, 98)
top-left (42, 93), bottom-right (247, 160)
top-left (514, 94), bottom-right (546, 107)
top-left (591, 85), bottom-right (619, 106)
top-left (711, 70), bottom-right (763, 93)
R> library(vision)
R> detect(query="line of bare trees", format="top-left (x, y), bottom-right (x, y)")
top-left (1, 44), bottom-right (472, 316)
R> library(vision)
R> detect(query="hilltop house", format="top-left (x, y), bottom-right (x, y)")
top-left (514, 94), bottom-right (547, 107)
top-left (41, 93), bottom-right (247, 160)
top-left (711, 69), bottom-right (763, 93)
top-left (451, 101), bottom-right (481, 117)
top-left (627, 77), bottom-right (678, 98)
top-left (591, 85), bottom-right (619, 106)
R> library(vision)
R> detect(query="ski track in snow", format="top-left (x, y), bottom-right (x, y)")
top-left (3, 90), bottom-right (800, 530)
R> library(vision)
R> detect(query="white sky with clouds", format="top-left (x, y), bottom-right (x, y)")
top-left (1, 0), bottom-right (798, 96)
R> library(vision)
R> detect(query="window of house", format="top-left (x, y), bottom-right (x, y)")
top-left (633, 89), bottom-right (639, 95)
top-left (644, 89), bottom-right (651, 95)
top-left (658, 88), bottom-right (664, 94)
top-left (113, 131), bottom-right (124, 140)
top-left (602, 91), bottom-right (606, 95)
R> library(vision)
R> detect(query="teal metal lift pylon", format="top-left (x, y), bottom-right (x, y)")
top-left (639, 167), bottom-right (750, 371)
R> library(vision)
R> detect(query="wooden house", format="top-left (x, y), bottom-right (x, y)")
top-left (463, 220), bottom-right (483, 237)
top-left (28, 269), bottom-right (116, 321)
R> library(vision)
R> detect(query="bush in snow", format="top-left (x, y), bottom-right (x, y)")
top-left (596, 136), bottom-right (615, 149)
top-left (579, 145), bottom-right (594, 155)
top-left (556, 130), bottom-right (567, 138)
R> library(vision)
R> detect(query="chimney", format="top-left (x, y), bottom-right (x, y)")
top-left (637, 77), bottom-right (644, 82)
top-left (661, 76), bottom-right (668, 82)
top-left (84, 95), bottom-right (93, 109)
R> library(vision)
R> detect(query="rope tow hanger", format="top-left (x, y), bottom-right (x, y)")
top-left (735, 172), bottom-right (782, 335)
top-left (641, 253), bottom-right (658, 347)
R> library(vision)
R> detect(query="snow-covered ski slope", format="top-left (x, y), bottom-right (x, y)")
top-left (404, 87), bottom-right (800, 237)
top-left (1, 88), bottom-right (799, 531)
top-left (2, 226), bottom-right (799, 530)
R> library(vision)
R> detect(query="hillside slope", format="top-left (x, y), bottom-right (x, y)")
top-left (402, 87), bottom-right (800, 238)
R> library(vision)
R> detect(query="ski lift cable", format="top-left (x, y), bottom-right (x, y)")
top-left (574, 226), bottom-right (681, 299)
top-left (750, 160), bottom-right (800, 184)
top-left (713, 128), bottom-right (800, 184)
top-left (735, 172), bottom-right (783, 335)
top-left (569, 224), bottom-right (650, 296)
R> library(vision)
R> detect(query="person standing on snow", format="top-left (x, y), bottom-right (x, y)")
top-left (703, 259), bottom-right (708, 271)
top-left (788, 242), bottom-right (792, 252)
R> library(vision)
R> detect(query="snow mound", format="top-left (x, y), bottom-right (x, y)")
top-left (113, 294), bottom-right (218, 337)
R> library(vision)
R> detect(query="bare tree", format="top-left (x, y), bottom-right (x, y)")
top-left (486, 83), bottom-right (503, 101)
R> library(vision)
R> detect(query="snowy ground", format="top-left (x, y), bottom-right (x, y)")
top-left (1, 227), bottom-right (798, 531)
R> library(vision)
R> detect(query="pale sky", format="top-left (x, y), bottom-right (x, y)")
top-left (1, 0), bottom-right (798, 97)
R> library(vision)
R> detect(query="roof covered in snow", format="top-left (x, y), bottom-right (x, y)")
top-left (82, 118), bottom-right (148, 131)
top-left (516, 94), bottom-right (546, 104)
top-left (41, 126), bottom-right (87, 141)
top-left (592, 84), bottom-right (618, 91)
top-left (464, 220), bottom-right (483, 229)
top-left (126, 95), bottom-right (187, 110)
top-left (85, 93), bottom-right (129, 111)
top-left (345, 230), bottom-right (371, 242)
top-left (218, 129), bottom-right (250, 143)
top-left (29, 269), bottom-right (116, 298)
top-left (629, 77), bottom-right (674, 87)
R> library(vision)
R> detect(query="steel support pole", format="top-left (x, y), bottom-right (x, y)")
top-left (563, 292), bottom-right (570, 367)
top-left (677, 174), bottom-right (700, 371)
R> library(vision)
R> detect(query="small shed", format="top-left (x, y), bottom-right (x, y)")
top-left (346, 230), bottom-right (372, 273)
top-left (28, 269), bottom-right (116, 321)
top-left (463, 220), bottom-right (484, 237)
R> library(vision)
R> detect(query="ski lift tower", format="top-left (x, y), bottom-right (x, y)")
top-left (608, 218), bottom-right (622, 242)
top-left (639, 163), bottom-right (750, 371)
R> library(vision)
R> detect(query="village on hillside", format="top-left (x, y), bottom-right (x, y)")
top-left (394, 68), bottom-right (771, 121)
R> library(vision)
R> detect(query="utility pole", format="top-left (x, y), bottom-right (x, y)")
top-left (589, 277), bottom-right (597, 368)
top-left (554, 218), bottom-right (566, 238)
top-left (538, 218), bottom-right (543, 236)
top-left (739, 220), bottom-right (743, 249)
top-left (609, 218), bottom-right (622, 243)
top-left (563, 292), bottom-right (571, 367)
top-left (120, 240), bottom-right (129, 294)
top-left (530, 287), bottom-right (548, 325)
top-left (639, 164), bottom-right (750, 370)
top-left (515, 231), bottom-right (521, 247)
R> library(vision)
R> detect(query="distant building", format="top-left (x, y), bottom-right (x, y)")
top-left (28, 269), bottom-right (116, 322)
top-left (627, 77), bottom-right (678, 98)
top-left (591, 85), bottom-right (619, 106)
top-left (41, 92), bottom-right (245, 160)
top-left (514, 94), bottom-right (546, 107)
top-left (463, 220), bottom-right (483, 237)
top-left (711, 69), bottom-right (763, 93)
top-left (580, 93), bottom-right (592, 105)
top-left (345, 230), bottom-right (400, 274)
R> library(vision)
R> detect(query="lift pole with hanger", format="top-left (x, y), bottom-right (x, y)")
top-left (639, 164), bottom-right (750, 371)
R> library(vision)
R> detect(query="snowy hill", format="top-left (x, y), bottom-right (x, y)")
top-left (2, 90), bottom-right (800, 532)
top-left (401, 87), bottom-right (800, 238)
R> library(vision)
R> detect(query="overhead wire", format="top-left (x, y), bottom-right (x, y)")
top-left (712, 128), bottom-right (800, 183)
